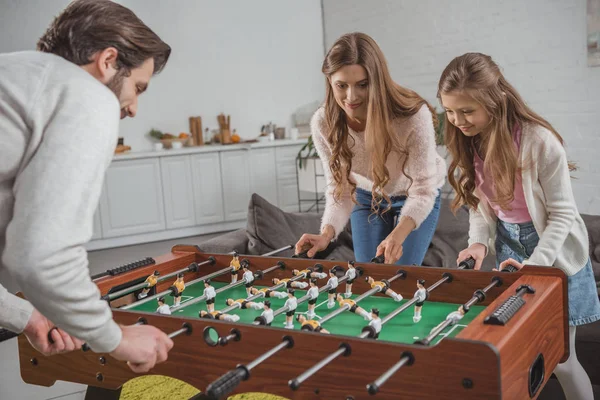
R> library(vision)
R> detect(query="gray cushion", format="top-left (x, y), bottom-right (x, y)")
top-left (246, 193), bottom-right (354, 260)
top-left (423, 199), bottom-right (495, 271)
top-left (197, 228), bottom-right (248, 254)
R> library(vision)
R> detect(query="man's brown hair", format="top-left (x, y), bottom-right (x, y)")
top-left (37, 0), bottom-right (171, 75)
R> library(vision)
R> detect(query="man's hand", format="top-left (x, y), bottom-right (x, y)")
top-left (22, 309), bottom-right (84, 355)
top-left (109, 324), bottom-right (174, 373)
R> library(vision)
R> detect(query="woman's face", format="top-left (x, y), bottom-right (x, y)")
top-left (330, 64), bottom-right (369, 122)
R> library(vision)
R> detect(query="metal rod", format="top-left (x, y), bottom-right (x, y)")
top-left (169, 263), bottom-right (283, 313)
top-left (219, 271), bottom-right (307, 314)
top-left (168, 326), bottom-right (189, 339)
top-left (366, 274), bottom-right (498, 393)
top-left (246, 339), bottom-right (291, 370)
top-left (106, 261), bottom-right (203, 301)
top-left (381, 297), bottom-right (419, 325)
top-left (262, 245), bottom-right (293, 257)
top-left (289, 346), bottom-right (347, 389)
top-left (368, 355), bottom-right (412, 392)
top-left (120, 267), bottom-right (223, 310)
top-left (270, 275), bottom-right (349, 320)
top-left (319, 281), bottom-right (380, 325)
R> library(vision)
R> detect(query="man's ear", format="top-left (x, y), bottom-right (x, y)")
top-left (93, 47), bottom-right (119, 84)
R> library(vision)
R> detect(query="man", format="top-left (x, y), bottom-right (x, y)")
top-left (0, 0), bottom-right (172, 373)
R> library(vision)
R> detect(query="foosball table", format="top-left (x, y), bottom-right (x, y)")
top-left (15, 244), bottom-right (568, 400)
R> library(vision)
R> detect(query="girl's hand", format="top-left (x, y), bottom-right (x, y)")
top-left (457, 243), bottom-right (487, 270)
top-left (494, 258), bottom-right (524, 272)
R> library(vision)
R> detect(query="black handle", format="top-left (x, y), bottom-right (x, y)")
top-left (501, 264), bottom-right (519, 273)
top-left (458, 256), bottom-right (475, 269)
top-left (0, 328), bottom-right (19, 343)
top-left (205, 367), bottom-right (249, 399)
top-left (0, 327), bottom-right (57, 344)
top-left (292, 250), bottom-right (309, 259)
top-left (371, 254), bottom-right (385, 264)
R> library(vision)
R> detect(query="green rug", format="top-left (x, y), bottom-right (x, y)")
top-left (120, 376), bottom-right (287, 399)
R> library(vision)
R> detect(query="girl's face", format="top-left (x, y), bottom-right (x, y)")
top-left (440, 91), bottom-right (491, 137)
top-left (329, 64), bottom-right (369, 122)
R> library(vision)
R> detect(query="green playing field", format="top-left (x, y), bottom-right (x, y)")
top-left (128, 280), bottom-right (485, 345)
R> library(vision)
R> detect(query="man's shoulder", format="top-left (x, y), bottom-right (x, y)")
top-left (10, 52), bottom-right (118, 114)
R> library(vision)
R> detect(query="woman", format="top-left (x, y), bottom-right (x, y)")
top-left (295, 32), bottom-right (446, 265)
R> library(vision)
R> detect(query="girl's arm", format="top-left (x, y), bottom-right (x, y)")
top-left (524, 134), bottom-right (576, 267)
top-left (467, 202), bottom-right (491, 255)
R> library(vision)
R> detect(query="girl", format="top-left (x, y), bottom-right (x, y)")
top-left (295, 32), bottom-right (446, 265)
top-left (439, 52), bottom-right (600, 400)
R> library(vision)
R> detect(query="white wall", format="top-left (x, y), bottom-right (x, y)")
top-left (0, 0), bottom-right (325, 151)
top-left (323, 0), bottom-right (600, 215)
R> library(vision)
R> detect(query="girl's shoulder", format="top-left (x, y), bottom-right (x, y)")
top-left (521, 122), bottom-right (563, 150)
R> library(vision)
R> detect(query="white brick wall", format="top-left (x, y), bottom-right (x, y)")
top-left (323, 0), bottom-right (600, 215)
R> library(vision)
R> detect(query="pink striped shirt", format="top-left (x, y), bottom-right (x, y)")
top-left (473, 126), bottom-right (532, 223)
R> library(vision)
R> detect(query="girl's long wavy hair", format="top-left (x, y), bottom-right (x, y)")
top-left (437, 52), bottom-right (573, 212)
top-left (322, 32), bottom-right (437, 213)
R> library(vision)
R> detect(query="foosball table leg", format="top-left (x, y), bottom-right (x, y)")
top-left (84, 386), bottom-right (122, 400)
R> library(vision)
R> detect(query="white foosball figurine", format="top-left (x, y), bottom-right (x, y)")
top-left (344, 261), bottom-right (357, 298)
top-left (431, 305), bottom-right (467, 334)
top-left (306, 279), bottom-right (319, 319)
top-left (368, 308), bottom-right (382, 339)
top-left (203, 280), bottom-right (216, 313)
top-left (413, 279), bottom-right (428, 323)
top-left (326, 269), bottom-right (339, 309)
top-left (261, 301), bottom-right (274, 326)
top-left (156, 297), bottom-right (171, 315)
top-left (283, 289), bottom-right (298, 329)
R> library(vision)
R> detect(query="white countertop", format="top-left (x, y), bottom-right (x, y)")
top-left (113, 138), bottom-right (308, 161)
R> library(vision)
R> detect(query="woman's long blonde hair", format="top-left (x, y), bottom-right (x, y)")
top-left (437, 52), bottom-right (572, 212)
top-left (322, 32), bottom-right (437, 213)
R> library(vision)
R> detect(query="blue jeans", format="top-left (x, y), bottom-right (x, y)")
top-left (350, 188), bottom-right (441, 265)
top-left (496, 219), bottom-right (600, 326)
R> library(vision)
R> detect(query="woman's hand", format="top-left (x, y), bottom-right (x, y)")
top-left (375, 230), bottom-right (404, 265)
top-left (457, 243), bottom-right (487, 270)
top-left (294, 225), bottom-right (334, 258)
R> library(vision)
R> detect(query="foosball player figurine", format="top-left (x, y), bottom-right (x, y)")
top-left (413, 279), bottom-right (428, 323)
top-left (170, 272), bottom-right (186, 307)
top-left (344, 261), bottom-right (357, 298)
top-left (199, 310), bottom-right (240, 323)
top-left (249, 286), bottom-right (288, 299)
top-left (306, 279), bottom-right (319, 319)
top-left (230, 252), bottom-right (241, 283)
top-left (368, 308), bottom-right (382, 339)
top-left (283, 289), bottom-right (298, 329)
top-left (327, 269), bottom-right (339, 309)
top-left (272, 277), bottom-right (308, 290)
top-left (336, 293), bottom-right (372, 320)
top-left (138, 270), bottom-right (160, 299)
top-left (156, 296), bottom-right (171, 315)
top-left (296, 314), bottom-right (330, 334)
top-left (225, 298), bottom-right (265, 310)
top-left (203, 280), bottom-right (216, 313)
top-left (242, 263), bottom-right (255, 297)
top-left (292, 266), bottom-right (327, 280)
top-left (261, 301), bottom-right (274, 326)
top-left (365, 275), bottom-right (402, 302)
top-left (430, 305), bottom-right (468, 334)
